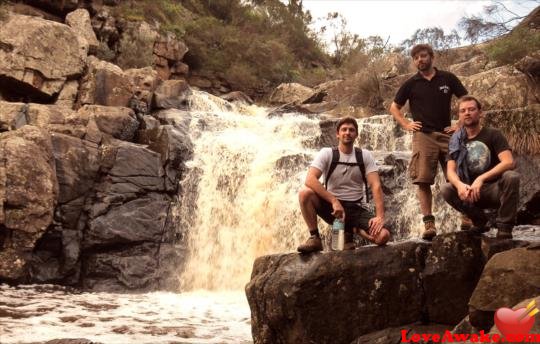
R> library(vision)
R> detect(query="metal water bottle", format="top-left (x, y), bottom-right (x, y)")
top-left (331, 218), bottom-right (345, 251)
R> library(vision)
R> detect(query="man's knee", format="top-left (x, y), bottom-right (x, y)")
top-left (374, 228), bottom-right (390, 246)
top-left (440, 182), bottom-right (456, 202)
top-left (501, 171), bottom-right (520, 185)
top-left (298, 186), bottom-right (317, 204)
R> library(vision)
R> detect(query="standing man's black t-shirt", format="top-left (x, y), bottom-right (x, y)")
top-left (462, 127), bottom-right (511, 181)
top-left (394, 69), bottom-right (468, 133)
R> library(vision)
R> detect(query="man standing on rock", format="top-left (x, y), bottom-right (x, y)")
top-left (441, 96), bottom-right (518, 239)
top-left (297, 116), bottom-right (390, 253)
top-left (389, 44), bottom-right (468, 240)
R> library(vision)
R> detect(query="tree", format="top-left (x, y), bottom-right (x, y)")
top-left (459, 1), bottom-right (539, 43)
top-left (319, 12), bottom-right (362, 65)
top-left (400, 27), bottom-right (461, 53)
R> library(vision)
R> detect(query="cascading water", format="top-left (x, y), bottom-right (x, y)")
top-left (177, 91), bottom-right (459, 292)
top-left (0, 91), bottom-right (460, 344)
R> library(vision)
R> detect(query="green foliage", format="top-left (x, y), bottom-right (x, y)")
top-left (485, 27), bottom-right (540, 66)
top-left (116, 29), bottom-right (155, 69)
top-left (114, 0), bottom-right (328, 94)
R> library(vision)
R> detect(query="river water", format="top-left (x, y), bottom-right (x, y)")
top-left (0, 91), bottom-right (460, 343)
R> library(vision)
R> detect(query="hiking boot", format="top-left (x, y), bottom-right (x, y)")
top-left (297, 235), bottom-right (323, 253)
top-left (460, 215), bottom-right (473, 231)
top-left (422, 215), bottom-right (437, 240)
top-left (496, 225), bottom-right (513, 240)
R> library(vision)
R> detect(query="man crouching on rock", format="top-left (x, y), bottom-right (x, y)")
top-left (297, 116), bottom-right (390, 253)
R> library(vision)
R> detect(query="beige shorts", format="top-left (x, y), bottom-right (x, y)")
top-left (409, 131), bottom-right (450, 185)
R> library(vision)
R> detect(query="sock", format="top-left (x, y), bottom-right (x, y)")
top-left (309, 228), bottom-right (320, 237)
top-left (423, 215), bottom-right (435, 223)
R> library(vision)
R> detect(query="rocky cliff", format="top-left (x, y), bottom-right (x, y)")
top-left (0, 1), bottom-right (538, 294)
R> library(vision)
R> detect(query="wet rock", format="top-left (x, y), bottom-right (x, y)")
top-left (469, 247), bottom-right (540, 331)
top-left (85, 193), bottom-right (169, 249)
top-left (0, 14), bottom-right (86, 102)
top-left (83, 242), bottom-right (162, 291)
top-left (137, 124), bottom-right (193, 192)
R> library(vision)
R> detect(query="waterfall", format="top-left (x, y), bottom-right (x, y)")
top-left (176, 91), bottom-right (459, 291)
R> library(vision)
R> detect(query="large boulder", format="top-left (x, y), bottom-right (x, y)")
top-left (468, 246), bottom-right (540, 331)
top-left (0, 126), bottom-right (58, 281)
top-left (153, 32), bottom-right (189, 80)
top-left (246, 241), bottom-right (429, 344)
top-left (77, 105), bottom-right (139, 141)
top-left (79, 56), bottom-right (133, 107)
top-left (0, 14), bottom-right (86, 102)
top-left (423, 232), bottom-right (485, 324)
top-left (269, 83), bottom-right (314, 105)
top-left (65, 9), bottom-right (99, 54)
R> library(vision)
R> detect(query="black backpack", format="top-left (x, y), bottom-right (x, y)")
top-left (324, 147), bottom-right (369, 203)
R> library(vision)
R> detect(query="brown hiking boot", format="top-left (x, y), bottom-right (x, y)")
top-left (422, 215), bottom-right (437, 240)
top-left (460, 215), bottom-right (473, 231)
top-left (297, 235), bottom-right (323, 253)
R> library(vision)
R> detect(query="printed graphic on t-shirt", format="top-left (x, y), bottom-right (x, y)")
top-left (439, 85), bottom-right (450, 94)
top-left (466, 140), bottom-right (491, 175)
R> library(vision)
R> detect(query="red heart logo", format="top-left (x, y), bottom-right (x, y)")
top-left (494, 307), bottom-right (535, 337)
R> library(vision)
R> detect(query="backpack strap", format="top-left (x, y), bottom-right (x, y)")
top-left (324, 147), bottom-right (370, 203)
top-left (324, 147), bottom-right (340, 189)
top-left (354, 147), bottom-right (369, 203)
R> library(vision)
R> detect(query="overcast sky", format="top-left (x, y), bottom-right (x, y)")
top-left (303, 0), bottom-right (538, 47)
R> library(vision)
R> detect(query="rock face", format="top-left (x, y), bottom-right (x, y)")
top-left (0, 126), bottom-right (58, 281)
top-left (468, 246), bottom-right (540, 331)
top-left (0, 98), bottom-right (193, 289)
top-left (0, 14), bottom-right (86, 102)
top-left (65, 9), bottom-right (99, 54)
top-left (462, 66), bottom-right (535, 110)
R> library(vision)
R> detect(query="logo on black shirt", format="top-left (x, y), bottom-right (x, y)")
top-left (439, 85), bottom-right (450, 94)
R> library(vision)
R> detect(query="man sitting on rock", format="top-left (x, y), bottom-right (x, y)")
top-left (442, 95), bottom-right (519, 239)
top-left (297, 116), bottom-right (391, 253)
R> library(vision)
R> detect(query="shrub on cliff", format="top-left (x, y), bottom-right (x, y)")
top-left (485, 27), bottom-right (540, 66)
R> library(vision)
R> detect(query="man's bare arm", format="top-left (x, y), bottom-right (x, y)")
top-left (389, 102), bottom-right (422, 132)
top-left (305, 167), bottom-right (344, 220)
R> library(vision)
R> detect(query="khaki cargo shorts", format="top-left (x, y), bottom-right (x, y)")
top-left (409, 131), bottom-right (450, 185)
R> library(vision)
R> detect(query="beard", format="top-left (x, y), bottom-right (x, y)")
top-left (464, 118), bottom-right (480, 127)
top-left (417, 60), bottom-right (432, 71)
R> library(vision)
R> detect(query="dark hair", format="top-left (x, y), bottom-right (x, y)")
top-left (336, 116), bottom-right (358, 132)
top-left (410, 44), bottom-right (434, 58)
top-left (458, 95), bottom-right (482, 110)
